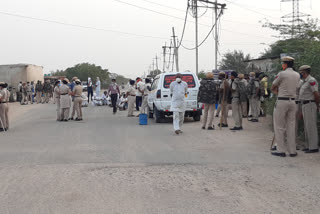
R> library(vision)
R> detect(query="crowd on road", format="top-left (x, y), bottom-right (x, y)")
top-left (1, 56), bottom-right (319, 158)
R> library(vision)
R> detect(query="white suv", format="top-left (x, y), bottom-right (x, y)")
top-left (147, 72), bottom-right (202, 123)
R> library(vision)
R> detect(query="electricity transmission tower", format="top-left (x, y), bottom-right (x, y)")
top-left (281, 0), bottom-right (310, 37)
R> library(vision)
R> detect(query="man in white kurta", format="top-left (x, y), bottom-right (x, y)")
top-left (96, 77), bottom-right (101, 97)
top-left (170, 74), bottom-right (188, 135)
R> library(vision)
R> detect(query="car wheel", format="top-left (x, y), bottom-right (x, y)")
top-left (154, 106), bottom-right (162, 123)
top-left (193, 114), bottom-right (201, 122)
top-left (148, 107), bottom-right (154, 118)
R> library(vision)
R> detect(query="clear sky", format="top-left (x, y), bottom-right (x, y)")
top-left (0, 0), bottom-right (318, 79)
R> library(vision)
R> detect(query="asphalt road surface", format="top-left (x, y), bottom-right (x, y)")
top-left (1, 103), bottom-right (320, 214)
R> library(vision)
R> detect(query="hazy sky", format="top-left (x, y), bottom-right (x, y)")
top-left (0, 0), bottom-right (318, 79)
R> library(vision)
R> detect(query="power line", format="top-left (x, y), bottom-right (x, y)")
top-left (0, 10), bottom-right (171, 40)
top-left (224, 0), bottom-right (280, 20)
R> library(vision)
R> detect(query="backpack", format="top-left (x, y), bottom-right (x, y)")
top-left (198, 79), bottom-right (217, 104)
top-left (237, 81), bottom-right (248, 102)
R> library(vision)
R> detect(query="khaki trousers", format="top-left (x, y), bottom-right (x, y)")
top-left (71, 100), bottom-right (76, 118)
top-left (202, 103), bottom-right (215, 128)
top-left (43, 92), bottom-right (50, 103)
top-left (241, 101), bottom-right (248, 117)
top-left (27, 92), bottom-right (33, 104)
top-left (0, 103), bottom-right (6, 129)
top-left (302, 102), bottom-right (319, 150)
top-left (216, 104), bottom-right (221, 116)
top-left (250, 97), bottom-right (259, 120)
top-left (21, 93), bottom-right (27, 104)
top-left (74, 97), bottom-right (83, 119)
top-left (56, 99), bottom-right (61, 120)
top-left (295, 103), bottom-right (304, 149)
top-left (140, 96), bottom-right (149, 114)
top-left (4, 103), bottom-right (9, 129)
top-left (273, 100), bottom-right (296, 154)
top-left (60, 108), bottom-right (70, 120)
top-left (36, 92), bottom-right (42, 104)
top-left (232, 98), bottom-right (242, 127)
top-left (127, 96), bottom-right (135, 116)
top-left (220, 102), bottom-right (228, 125)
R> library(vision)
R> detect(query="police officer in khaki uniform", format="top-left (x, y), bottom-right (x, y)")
top-left (126, 80), bottom-right (136, 117)
top-left (248, 72), bottom-right (260, 122)
top-left (218, 72), bottom-right (230, 128)
top-left (3, 83), bottom-right (10, 130)
top-left (271, 56), bottom-right (300, 157)
top-left (0, 82), bottom-right (7, 131)
top-left (140, 78), bottom-right (152, 115)
top-left (26, 82), bottom-right (33, 104)
top-left (59, 78), bottom-right (71, 121)
top-left (299, 65), bottom-right (319, 153)
top-left (230, 71), bottom-right (243, 131)
top-left (53, 80), bottom-right (61, 121)
top-left (71, 79), bottom-right (83, 121)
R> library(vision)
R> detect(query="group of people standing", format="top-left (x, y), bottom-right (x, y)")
top-left (126, 77), bottom-right (152, 117)
top-left (54, 77), bottom-right (83, 122)
top-left (17, 80), bottom-right (53, 105)
top-left (198, 70), bottom-right (269, 131)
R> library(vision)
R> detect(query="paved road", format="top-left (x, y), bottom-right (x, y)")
top-left (1, 103), bottom-right (320, 214)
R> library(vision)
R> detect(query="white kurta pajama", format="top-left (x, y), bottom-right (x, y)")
top-left (170, 80), bottom-right (188, 131)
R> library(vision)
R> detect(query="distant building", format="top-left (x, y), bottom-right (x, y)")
top-left (0, 64), bottom-right (44, 88)
top-left (244, 56), bottom-right (280, 73)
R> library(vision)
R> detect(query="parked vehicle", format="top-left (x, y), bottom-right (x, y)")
top-left (147, 72), bottom-right (202, 123)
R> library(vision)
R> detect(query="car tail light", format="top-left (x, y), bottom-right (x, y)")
top-left (193, 109), bottom-right (197, 112)
top-left (165, 109), bottom-right (169, 112)
top-left (156, 90), bottom-right (161, 99)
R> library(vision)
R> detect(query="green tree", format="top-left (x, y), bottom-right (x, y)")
top-left (197, 70), bottom-right (206, 80)
top-left (219, 50), bottom-right (251, 74)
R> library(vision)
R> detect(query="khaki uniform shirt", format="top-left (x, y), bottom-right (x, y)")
top-left (4, 89), bottom-right (10, 102)
top-left (219, 79), bottom-right (229, 102)
top-left (0, 89), bottom-right (6, 102)
top-left (59, 84), bottom-right (71, 108)
top-left (73, 85), bottom-right (83, 97)
top-left (231, 79), bottom-right (240, 98)
top-left (299, 75), bottom-right (318, 101)
top-left (127, 85), bottom-right (136, 96)
top-left (54, 86), bottom-right (60, 99)
top-left (144, 83), bottom-right (152, 96)
top-left (26, 84), bottom-right (32, 92)
top-left (272, 68), bottom-right (300, 98)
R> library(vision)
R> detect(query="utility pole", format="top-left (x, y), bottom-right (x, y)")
top-left (162, 43), bottom-right (167, 73)
top-left (215, 0), bottom-right (218, 71)
top-left (154, 55), bottom-right (159, 70)
top-left (172, 27), bottom-right (179, 73)
top-left (190, 0), bottom-right (226, 75)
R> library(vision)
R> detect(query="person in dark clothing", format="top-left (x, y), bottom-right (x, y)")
top-left (108, 79), bottom-right (120, 114)
top-left (87, 77), bottom-right (93, 103)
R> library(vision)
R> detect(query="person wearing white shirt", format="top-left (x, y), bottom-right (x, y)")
top-left (140, 78), bottom-right (152, 114)
top-left (135, 77), bottom-right (145, 111)
top-left (95, 77), bottom-right (101, 97)
top-left (101, 91), bottom-right (109, 105)
top-left (170, 73), bottom-right (188, 135)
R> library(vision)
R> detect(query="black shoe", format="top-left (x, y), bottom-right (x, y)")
top-left (271, 146), bottom-right (277, 151)
top-left (302, 148), bottom-right (309, 152)
top-left (208, 126), bottom-right (214, 130)
top-left (248, 115), bottom-right (252, 118)
top-left (215, 115), bottom-right (219, 117)
top-left (289, 153), bottom-right (298, 157)
top-left (69, 117), bottom-right (74, 121)
top-left (249, 119), bottom-right (258, 122)
top-left (239, 126), bottom-right (243, 130)
top-left (202, 127), bottom-right (205, 130)
top-left (271, 152), bottom-right (286, 157)
top-left (75, 118), bottom-right (81, 121)
top-left (218, 123), bottom-right (228, 128)
top-left (64, 119), bottom-right (68, 122)
top-left (0, 128), bottom-right (4, 132)
top-left (230, 127), bottom-right (241, 131)
top-left (305, 149), bottom-right (319, 153)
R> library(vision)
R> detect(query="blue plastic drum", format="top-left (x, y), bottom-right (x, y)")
top-left (139, 114), bottom-right (148, 125)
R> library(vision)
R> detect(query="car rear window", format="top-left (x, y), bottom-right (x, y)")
top-left (163, 74), bottom-right (196, 88)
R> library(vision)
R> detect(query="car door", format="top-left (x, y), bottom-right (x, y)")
top-left (148, 77), bottom-right (159, 111)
